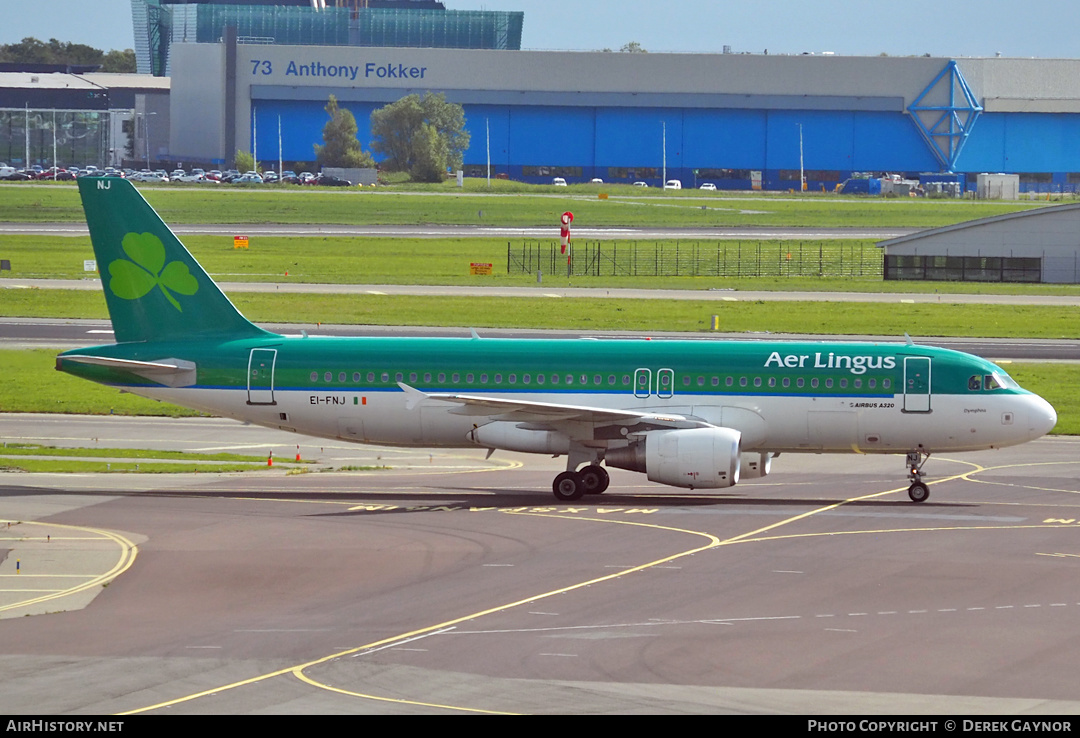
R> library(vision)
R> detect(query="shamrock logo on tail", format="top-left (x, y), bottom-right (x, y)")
top-left (108, 232), bottom-right (199, 311)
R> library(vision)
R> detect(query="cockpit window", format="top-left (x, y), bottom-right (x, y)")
top-left (984, 373), bottom-right (1016, 391)
top-left (968, 375), bottom-right (982, 391)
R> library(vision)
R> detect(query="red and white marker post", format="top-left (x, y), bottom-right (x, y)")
top-left (560, 211), bottom-right (574, 275)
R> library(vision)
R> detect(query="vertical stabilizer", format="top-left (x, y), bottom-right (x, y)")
top-left (78, 178), bottom-right (270, 343)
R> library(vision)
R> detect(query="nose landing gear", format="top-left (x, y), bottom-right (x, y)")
top-left (907, 450), bottom-right (930, 503)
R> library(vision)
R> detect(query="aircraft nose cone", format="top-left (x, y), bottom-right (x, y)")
top-left (1027, 394), bottom-right (1057, 440)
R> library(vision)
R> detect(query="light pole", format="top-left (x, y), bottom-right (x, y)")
top-left (797, 122), bottom-right (805, 193)
top-left (143, 111), bottom-right (157, 170)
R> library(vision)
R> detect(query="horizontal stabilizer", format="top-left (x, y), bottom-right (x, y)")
top-left (59, 355), bottom-right (197, 388)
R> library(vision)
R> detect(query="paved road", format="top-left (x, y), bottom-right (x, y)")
top-left (5, 277), bottom-right (1080, 307)
top-left (0, 222), bottom-right (915, 240)
top-left (1, 414), bottom-right (1078, 714)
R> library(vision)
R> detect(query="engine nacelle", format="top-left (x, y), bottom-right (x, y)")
top-left (467, 421), bottom-right (571, 455)
top-left (740, 452), bottom-right (773, 479)
top-left (606, 427), bottom-right (741, 489)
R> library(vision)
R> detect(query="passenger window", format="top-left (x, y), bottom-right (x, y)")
top-left (868, 379), bottom-right (877, 389)
top-left (810, 378), bottom-right (818, 389)
top-left (367, 372), bottom-right (375, 382)
top-left (697, 376), bottom-right (705, 386)
top-left (782, 377), bottom-right (790, 388)
top-left (825, 378), bottom-right (833, 389)
top-left (739, 377), bottom-right (748, 387)
top-left (339, 372), bottom-right (346, 382)
top-left (494, 373), bottom-right (502, 383)
top-left (683, 376), bottom-right (691, 386)
top-left (324, 372), bottom-right (333, 382)
top-left (395, 372), bottom-right (403, 382)
top-left (424, 372), bottom-right (432, 383)
top-left (480, 373), bottom-right (488, 383)
top-left (438, 373), bottom-right (446, 383)
top-left (353, 372), bottom-right (361, 383)
top-left (754, 377), bottom-right (762, 388)
top-left (409, 372), bottom-right (417, 383)
top-left (381, 372), bottom-right (390, 383)
top-left (536, 374), bottom-right (544, 385)
top-left (796, 378), bottom-right (805, 388)
top-left (594, 374), bottom-right (602, 385)
top-left (310, 372), bottom-right (318, 382)
top-left (768, 377), bottom-right (776, 388)
top-left (523, 374), bottom-right (531, 384)
top-left (452, 373), bottom-right (460, 383)
top-left (551, 374), bottom-right (559, 384)
top-left (711, 376), bottom-right (719, 386)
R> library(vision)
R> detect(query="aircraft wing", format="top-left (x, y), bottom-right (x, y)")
top-left (398, 382), bottom-right (707, 431)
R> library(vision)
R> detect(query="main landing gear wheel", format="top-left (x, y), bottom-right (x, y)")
top-left (553, 471), bottom-right (585, 501)
top-left (579, 464), bottom-right (610, 495)
top-left (908, 481), bottom-right (930, 503)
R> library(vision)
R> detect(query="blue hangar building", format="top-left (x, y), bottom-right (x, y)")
top-left (168, 37), bottom-right (1080, 191)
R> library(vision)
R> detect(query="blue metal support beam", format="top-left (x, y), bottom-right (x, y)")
top-left (908, 61), bottom-right (982, 172)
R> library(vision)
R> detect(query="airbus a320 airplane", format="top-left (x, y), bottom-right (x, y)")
top-left (58, 178), bottom-right (1057, 502)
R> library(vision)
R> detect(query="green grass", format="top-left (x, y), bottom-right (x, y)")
top-left (4, 290), bottom-right (1080, 339)
top-left (0, 442), bottom-right (304, 462)
top-left (0, 182), bottom-right (1057, 228)
top-left (0, 458), bottom-right (274, 474)
top-left (0, 442), bottom-right (311, 473)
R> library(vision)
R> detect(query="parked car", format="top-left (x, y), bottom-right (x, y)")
top-left (589, 178), bottom-right (603, 184)
top-left (312, 174), bottom-right (351, 187)
top-left (232, 173), bottom-right (263, 184)
top-left (130, 170), bottom-right (169, 183)
top-left (37, 167), bottom-right (75, 180)
top-left (632, 181), bottom-right (648, 187)
top-left (699, 182), bottom-right (717, 191)
top-left (664, 179), bottom-right (682, 190)
top-left (552, 177), bottom-right (567, 186)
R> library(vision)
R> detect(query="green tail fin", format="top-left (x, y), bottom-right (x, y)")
top-left (78, 177), bottom-right (270, 343)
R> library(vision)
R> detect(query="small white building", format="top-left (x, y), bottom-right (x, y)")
top-left (879, 203), bottom-right (1080, 283)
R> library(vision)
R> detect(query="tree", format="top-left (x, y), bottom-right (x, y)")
top-left (314, 95), bottom-right (375, 169)
top-left (235, 150), bottom-right (258, 173)
top-left (0, 37), bottom-right (135, 71)
top-left (370, 92), bottom-right (469, 182)
top-left (619, 41), bottom-right (648, 53)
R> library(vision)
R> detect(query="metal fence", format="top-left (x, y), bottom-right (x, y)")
top-left (508, 240), bottom-right (884, 279)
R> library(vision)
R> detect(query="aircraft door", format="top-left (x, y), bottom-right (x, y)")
top-left (247, 348), bottom-right (277, 405)
top-left (634, 368), bottom-right (652, 399)
top-left (657, 368), bottom-right (675, 399)
top-left (903, 357), bottom-right (931, 413)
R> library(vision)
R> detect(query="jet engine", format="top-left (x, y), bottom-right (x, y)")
top-left (605, 427), bottom-right (741, 489)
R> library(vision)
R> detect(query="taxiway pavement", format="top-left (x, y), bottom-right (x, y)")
top-left (1, 414), bottom-right (1079, 714)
